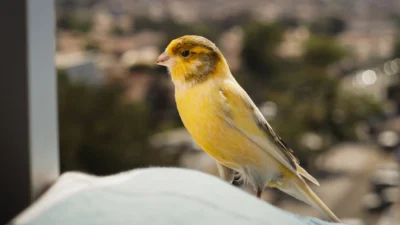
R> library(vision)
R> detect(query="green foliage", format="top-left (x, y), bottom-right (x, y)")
top-left (303, 36), bottom-right (347, 67)
top-left (57, 13), bottom-right (93, 33)
top-left (310, 17), bottom-right (347, 36)
top-left (265, 67), bottom-right (383, 161)
top-left (390, 13), bottom-right (400, 28)
top-left (334, 92), bottom-right (384, 139)
top-left (134, 17), bottom-right (166, 31)
top-left (158, 20), bottom-right (219, 52)
top-left (134, 17), bottom-right (218, 43)
top-left (276, 16), bottom-right (301, 29)
top-left (58, 71), bottom-right (178, 175)
top-left (111, 25), bottom-right (125, 37)
top-left (84, 39), bottom-right (100, 52)
top-left (392, 38), bottom-right (400, 58)
top-left (252, 32), bottom-right (379, 162)
top-left (238, 24), bottom-right (354, 151)
top-left (218, 11), bottom-right (252, 30)
top-left (241, 22), bottom-right (284, 77)
top-left (265, 67), bottom-right (339, 152)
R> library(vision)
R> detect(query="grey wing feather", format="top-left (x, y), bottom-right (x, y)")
top-left (218, 81), bottom-right (299, 173)
top-left (218, 79), bottom-right (320, 185)
top-left (252, 105), bottom-right (320, 185)
top-left (234, 86), bottom-right (300, 170)
top-left (253, 113), bottom-right (300, 169)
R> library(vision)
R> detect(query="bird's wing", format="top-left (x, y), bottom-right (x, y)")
top-left (217, 79), bottom-right (319, 185)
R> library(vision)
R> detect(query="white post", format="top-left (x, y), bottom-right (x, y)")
top-left (27, 0), bottom-right (59, 201)
top-left (0, 0), bottom-right (59, 223)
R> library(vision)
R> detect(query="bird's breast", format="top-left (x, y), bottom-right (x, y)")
top-left (175, 81), bottom-right (224, 148)
top-left (175, 81), bottom-right (263, 169)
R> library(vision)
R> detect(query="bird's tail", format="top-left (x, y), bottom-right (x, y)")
top-left (272, 177), bottom-right (340, 222)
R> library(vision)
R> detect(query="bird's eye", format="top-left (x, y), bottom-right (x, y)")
top-left (181, 50), bottom-right (190, 57)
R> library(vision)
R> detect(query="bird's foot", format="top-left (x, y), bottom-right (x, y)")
top-left (231, 172), bottom-right (243, 187)
top-left (256, 188), bottom-right (262, 198)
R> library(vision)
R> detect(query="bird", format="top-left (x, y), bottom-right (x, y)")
top-left (155, 35), bottom-right (340, 222)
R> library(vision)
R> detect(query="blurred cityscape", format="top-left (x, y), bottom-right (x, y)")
top-left (55, 0), bottom-right (400, 224)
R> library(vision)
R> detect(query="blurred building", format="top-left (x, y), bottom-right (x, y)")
top-left (218, 26), bottom-right (244, 72)
top-left (56, 51), bottom-right (103, 86)
top-left (341, 58), bottom-right (400, 102)
top-left (57, 32), bottom-right (86, 53)
top-left (277, 26), bottom-right (310, 58)
top-left (338, 20), bottom-right (397, 62)
top-left (120, 46), bottom-right (160, 103)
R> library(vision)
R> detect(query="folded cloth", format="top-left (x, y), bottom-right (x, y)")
top-left (12, 168), bottom-right (344, 225)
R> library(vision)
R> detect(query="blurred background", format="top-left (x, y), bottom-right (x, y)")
top-left (55, 0), bottom-right (399, 224)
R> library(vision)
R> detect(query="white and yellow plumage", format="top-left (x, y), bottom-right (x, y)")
top-left (156, 35), bottom-right (340, 222)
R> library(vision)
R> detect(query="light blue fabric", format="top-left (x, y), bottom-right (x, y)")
top-left (15, 168), bottom-right (345, 225)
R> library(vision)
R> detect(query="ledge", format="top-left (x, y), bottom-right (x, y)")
top-left (12, 168), bottom-right (344, 225)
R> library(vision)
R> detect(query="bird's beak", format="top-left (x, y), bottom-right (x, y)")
top-left (155, 52), bottom-right (171, 66)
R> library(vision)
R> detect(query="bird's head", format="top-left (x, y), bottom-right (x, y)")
top-left (156, 35), bottom-right (230, 85)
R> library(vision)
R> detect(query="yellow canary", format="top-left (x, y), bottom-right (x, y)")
top-left (156, 35), bottom-right (340, 222)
